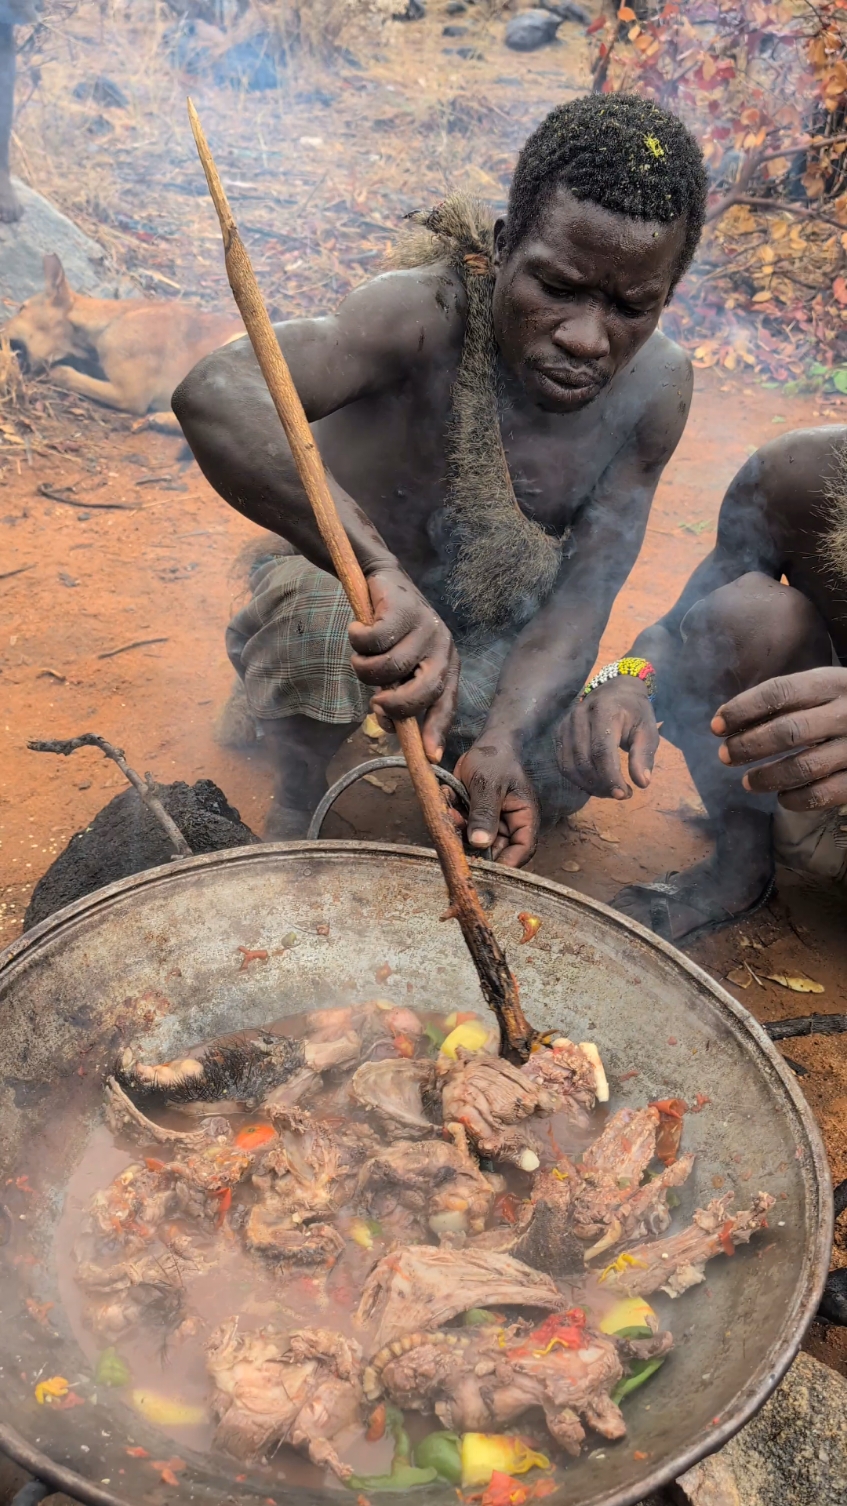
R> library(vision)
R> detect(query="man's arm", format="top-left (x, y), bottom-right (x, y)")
top-left (172, 269), bottom-right (462, 755)
top-left (558, 443), bottom-right (781, 799)
top-left (456, 353), bottom-right (694, 865)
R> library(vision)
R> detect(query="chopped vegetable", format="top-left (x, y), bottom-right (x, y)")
top-left (510, 1310), bottom-right (586, 1359)
top-left (517, 912), bottom-right (542, 944)
top-left (463, 1308), bottom-right (498, 1327)
top-left (441, 1021), bottom-right (494, 1059)
top-left (718, 1220), bottom-right (736, 1257)
top-left (475, 1471), bottom-right (556, 1506)
top-left (578, 1041), bottom-right (609, 1102)
top-left (444, 1011), bottom-right (479, 1029)
top-left (461, 1434), bottom-right (551, 1488)
top-left (213, 1186), bottom-right (232, 1228)
top-left (34, 1376), bottom-right (68, 1405)
top-left (414, 1430), bottom-right (462, 1484)
top-left (95, 1347), bottom-right (132, 1387)
top-left (365, 1404), bottom-right (386, 1442)
top-left (351, 1218), bottom-right (375, 1250)
top-left (598, 1251), bottom-right (649, 1283)
top-left (234, 1123), bottom-right (276, 1151)
top-left (598, 1298), bottom-right (657, 1337)
top-left (347, 1466), bottom-right (437, 1492)
top-left (650, 1098), bottom-right (686, 1166)
top-left (130, 1389), bottom-right (207, 1428)
top-left (610, 1357), bottom-right (666, 1405)
top-left (424, 1022), bottom-right (446, 1051)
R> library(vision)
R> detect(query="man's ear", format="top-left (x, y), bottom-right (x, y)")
top-left (493, 218), bottom-right (508, 270)
top-left (43, 253), bottom-right (71, 308)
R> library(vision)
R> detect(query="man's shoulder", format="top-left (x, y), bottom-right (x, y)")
top-left (613, 329), bottom-right (692, 464)
top-left (339, 259), bottom-right (468, 365)
top-left (735, 423), bottom-right (847, 522)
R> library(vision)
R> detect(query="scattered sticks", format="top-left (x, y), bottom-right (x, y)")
top-left (27, 733), bottom-right (191, 858)
top-left (0, 563), bottom-right (36, 582)
top-left (764, 1014), bottom-right (847, 1042)
top-left (37, 483), bottom-right (135, 511)
top-left (97, 637), bottom-right (170, 659)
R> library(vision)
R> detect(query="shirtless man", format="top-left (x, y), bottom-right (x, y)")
top-left (558, 426), bottom-right (847, 940)
top-left (173, 93), bottom-right (707, 863)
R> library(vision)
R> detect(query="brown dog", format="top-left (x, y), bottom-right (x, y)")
top-left (3, 252), bottom-right (243, 432)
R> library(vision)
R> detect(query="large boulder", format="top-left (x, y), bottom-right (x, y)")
top-left (0, 179), bottom-right (116, 305)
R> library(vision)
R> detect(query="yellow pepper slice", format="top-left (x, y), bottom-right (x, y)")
top-left (35, 1376), bottom-right (68, 1405)
top-left (441, 1021), bottom-right (495, 1060)
top-left (131, 1389), bottom-right (207, 1428)
top-left (461, 1434), bottom-right (550, 1488)
top-left (598, 1297), bottom-right (657, 1335)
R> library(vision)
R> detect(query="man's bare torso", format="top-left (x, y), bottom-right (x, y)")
top-left (726, 425), bottom-right (847, 661)
top-left (311, 264), bottom-right (687, 593)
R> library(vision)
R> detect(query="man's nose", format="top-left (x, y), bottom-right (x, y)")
top-left (552, 305), bottom-right (611, 362)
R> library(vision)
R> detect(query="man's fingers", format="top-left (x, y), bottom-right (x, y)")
top-left (350, 625), bottom-right (432, 687)
top-left (742, 736), bottom-right (847, 796)
top-left (496, 804), bottom-right (538, 868)
top-left (371, 655), bottom-right (452, 723)
top-left (714, 668), bottom-right (846, 737)
top-left (719, 698), bottom-right (847, 766)
top-left (421, 656), bottom-right (460, 762)
top-left (778, 771), bottom-right (847, 812)
top-left (560, 709), bottom-right (628, 798)
top-left (588, 716), bottom-right (631, 799)
top-left (627, 716), bottom-right (659, 789)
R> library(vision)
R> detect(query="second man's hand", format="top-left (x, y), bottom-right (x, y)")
top-left (453, 734), bottom-right (540, 868)
top-left (557, 676), bottom-right (659, 799)
top-left (348, 566), bottom-right (460, 763)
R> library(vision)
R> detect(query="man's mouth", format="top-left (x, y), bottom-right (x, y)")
top-left (536, 366), bottom-right (600, 391)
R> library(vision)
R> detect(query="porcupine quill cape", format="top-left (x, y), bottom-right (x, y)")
top-left (823, 438), bottom-right (847, 582)
top-left (391, 194), bottom-right (569, 634)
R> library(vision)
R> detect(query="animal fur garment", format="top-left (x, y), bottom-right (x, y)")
top-left (393, 195), bottom-right (569, 633)
top-left (823, 438), bottom-right (847, 582)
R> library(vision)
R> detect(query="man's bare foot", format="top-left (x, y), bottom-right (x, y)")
top-left (612, 856), bottom-right (774, 945)
top-left (0, 171), bottom-right (22, 223)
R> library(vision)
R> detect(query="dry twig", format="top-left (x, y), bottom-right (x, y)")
top-left (27, 733), bottom-right (192, 858)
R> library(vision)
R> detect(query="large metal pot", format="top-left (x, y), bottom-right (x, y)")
top-left (0, 841), bottom-right (832, 1506)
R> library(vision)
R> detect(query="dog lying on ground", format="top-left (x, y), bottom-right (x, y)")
top-left (3, 251), bottom-right (243, 431)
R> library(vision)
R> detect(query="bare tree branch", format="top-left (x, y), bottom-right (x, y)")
top-left (28, 733), bottom-right (192, 858)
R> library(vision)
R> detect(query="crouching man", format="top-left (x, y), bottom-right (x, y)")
top-left (558, 427), bottom-right (847, 940)
top-left (173, 94), bottom-right (706, 864)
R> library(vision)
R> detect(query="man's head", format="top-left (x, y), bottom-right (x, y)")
top-left (493, 93), bottom-right (708, 412)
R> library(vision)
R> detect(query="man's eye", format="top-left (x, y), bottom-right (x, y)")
top-left (619, 302), bottom-right (649, 319)
top-left (539, 279), bottom-right (574, 299)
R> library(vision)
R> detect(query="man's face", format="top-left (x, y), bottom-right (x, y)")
top-left (492, 184), bottom-right (688, 413)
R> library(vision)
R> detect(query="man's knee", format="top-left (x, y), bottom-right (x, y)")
top-left (680, 572), bottom-right (830, 670)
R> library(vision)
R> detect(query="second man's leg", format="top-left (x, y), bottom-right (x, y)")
top-left (614, 572), bottom-right (832, 941)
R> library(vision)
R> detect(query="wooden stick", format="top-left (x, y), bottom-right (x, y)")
top-left (28, 734), bottom-right (192, 858)
top-left (187, 99), bottom-right (534, 1063)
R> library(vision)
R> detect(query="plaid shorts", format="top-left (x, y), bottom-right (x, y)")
top-left (226, 554), bottom-right (587, 822)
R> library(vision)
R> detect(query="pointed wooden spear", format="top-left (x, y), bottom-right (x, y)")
top-left (187, 99), bottom-right (535, 1063)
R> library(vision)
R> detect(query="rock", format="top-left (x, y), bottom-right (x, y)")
top-left (445, 0), bottom-right (467, 10)
top-left (0, 180), bottom-right (112, 305)
top-left (819, 1267), bottom-right (847, 1325)
top-left (676, 1352), bottom-right (847, 1506)
top-left (443, 21), bottom-right (467, 32)
top-left (211, 35), bottom-right (282, 91)
top-left (23, 779), bottom-right (260, 931)
top-left (543, 0), bottom-right (589, 21)
top-left (72, 74), bottom-right (128, 108)
top-left (393, 0), bottom-right (425, 17)
top-left (504, 9), bottom-right (562, 50)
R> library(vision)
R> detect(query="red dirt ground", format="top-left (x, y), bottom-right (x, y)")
top-left (1, 369), bottom-right (845, 1369)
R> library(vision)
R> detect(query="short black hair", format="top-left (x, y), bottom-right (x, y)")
top-left (504, 93), bottom-right (708, 294)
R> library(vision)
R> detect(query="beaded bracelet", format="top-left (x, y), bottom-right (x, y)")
top-left (580, 656), bottom-right (657, 703)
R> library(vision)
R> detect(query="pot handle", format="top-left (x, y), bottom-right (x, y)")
top-left (307, 755), bottom-right (488, 855)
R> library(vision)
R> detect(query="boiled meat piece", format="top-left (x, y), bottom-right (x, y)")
top-left (114, 1031), bottom-right (308, 1108)
top-left (105, 1077), bottom-right (233, 1150)
top-left (75, 1250), bottom-right (186, 1342)
top-left (521, 1039), bottom-right (599, 1126)
top-left (356, 1244), bottom-right (562, 1350)
top-left (367, 1313), bottom-right (663, 1455)
top-left (598, 1192), bottom-right (776, 1299)
top-left (207, 1320), bottom-right (363, 1479)
top-left (85, 1162), bottom-right (181, 1252)
top-left (439, 1052), bottom-right (559, 1167)
top-left (244, 1208), bottom-right (346, 1271)
top-left (351, 1058), bottom-right (439, 1139)
top-left (253, 1106), bottom-right (377, 1223)
top-left (581, 1105), bottom-right (660, 1182)
top-left (355, 1132), bottom-right (501, 1241)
